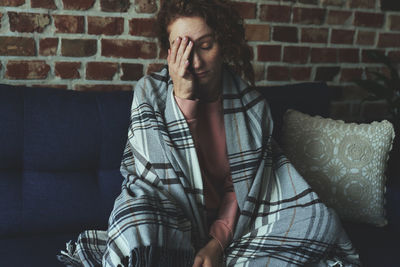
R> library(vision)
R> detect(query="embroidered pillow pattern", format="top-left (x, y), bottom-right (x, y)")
top-left (282, 109), bottom-right (395, 226)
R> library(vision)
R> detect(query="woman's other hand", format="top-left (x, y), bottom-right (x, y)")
top-left (167, 36), bottom-right (195, 99)
top-left (192, 238), bottom-right (223, 267)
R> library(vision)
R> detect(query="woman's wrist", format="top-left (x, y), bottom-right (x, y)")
top-left (208, 237), bottom-right (223, 254)
top-left (174, 88), bottom-right (195, 100)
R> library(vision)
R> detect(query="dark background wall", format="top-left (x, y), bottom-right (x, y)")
top-left (0, 0), bottom-right (399, 121)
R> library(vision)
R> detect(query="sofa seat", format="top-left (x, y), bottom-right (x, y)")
top-left (0, 84), bottom-right (133, 266)
top-left (0, 233), bottom-right (79, 267)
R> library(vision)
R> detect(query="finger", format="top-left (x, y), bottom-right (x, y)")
top-left (178, 40), bottom-right (193, 77)
top-left (181, 40), bottom-right (193, 67)
top-left (203, 258), bottom-right (212, 267)
top-left (177, 36), bottom-right (189, 66)
top-left (178, 59), bottom-right (190, 77)
top-left (170, 37), bottom-right (181, 63)
top-left (192, 256), bottom-right (203, 267)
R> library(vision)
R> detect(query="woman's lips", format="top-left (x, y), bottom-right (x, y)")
top-left (195, 71), bottom-right (209, 78)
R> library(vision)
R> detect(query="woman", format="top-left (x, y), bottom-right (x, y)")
top-left (59, 0), bottom-right (360, 266)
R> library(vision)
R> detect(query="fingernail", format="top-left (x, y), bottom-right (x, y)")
top-left (176, 37), bottom-right (180, 41)
top-left (188, 41), bottom-right (192, 46)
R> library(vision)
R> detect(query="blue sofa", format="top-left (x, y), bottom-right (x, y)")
top-left (0, 82), bottom-right (398, 267)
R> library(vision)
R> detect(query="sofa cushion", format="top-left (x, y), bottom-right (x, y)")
top-left (282, 109), bottom-right (395, 226)
top-left (0, 84), bottom-right (133, 237)
top-left (0, 232), bottom-right (79, 267)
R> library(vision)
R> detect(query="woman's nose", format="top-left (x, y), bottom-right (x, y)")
top-left (192, 51), bottom-right (202, 70)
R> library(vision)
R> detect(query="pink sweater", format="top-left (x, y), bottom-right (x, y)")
top-left (175, 96), bottom-right (238, 250)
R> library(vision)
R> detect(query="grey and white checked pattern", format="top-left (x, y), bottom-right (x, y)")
top-left (59, 66), bottom-right (360, 267)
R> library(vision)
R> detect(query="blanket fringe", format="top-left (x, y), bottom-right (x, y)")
top-left (57, 241), bottom-right (83, 267)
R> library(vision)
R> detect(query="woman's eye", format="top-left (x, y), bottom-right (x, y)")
top-left (200, 42), bottom-right (212, 50)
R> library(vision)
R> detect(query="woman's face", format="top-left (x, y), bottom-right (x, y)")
top-left (168, 16), bottom-right (223, 92)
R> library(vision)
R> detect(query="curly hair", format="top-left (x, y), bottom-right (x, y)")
top-left (156, 0), bottom-right (254, 85)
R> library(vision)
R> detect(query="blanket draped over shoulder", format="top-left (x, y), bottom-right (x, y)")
top-left (59, 66), bottom-right (361, 267)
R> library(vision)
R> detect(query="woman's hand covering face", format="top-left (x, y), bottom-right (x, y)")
top-left (167, 36), bottom-right (196, 100)
top-left (167, 16), bottom-right (223, 101)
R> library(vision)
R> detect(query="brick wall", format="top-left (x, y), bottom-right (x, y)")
top-left (0, 0), bottom-right (399, 121)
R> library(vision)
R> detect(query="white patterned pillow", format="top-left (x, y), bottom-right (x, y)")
top-left (282, 109), bottom-right (395, 226)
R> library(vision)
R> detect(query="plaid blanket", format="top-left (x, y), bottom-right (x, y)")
top-left (58, 66), bottom-right (360, 267)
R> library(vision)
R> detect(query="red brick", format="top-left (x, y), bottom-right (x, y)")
top-left (129, 18), bottom-right (157, 37)
top-left (356, 31), bottom-right (376, 46)
top-left (267, 66), bottom-right (290, 81)
top-left (31, 0), bottom-right (56, 9)
top-left (88, 17), bottom-right (124, 35)
top-left (260, 5), bottom-right (291, 22)
top-left (61, 39), bottom-right (97, 57)
top-left (75, 84), bottom-right (133, 91)
top-left (331, 29), bottom-right (355, 44)
top-left (340, 68), bottom-right (363, 82)
top-left (365, 66), bottom-right (390, 79)
top-left (134, 0), bottom-right (157, 13)
top-left (0, 37), bottom-right (35, 56)
top-left (6, 60), bottom-right (50, 79)
top-left (293, 7), bottom-right (326, 25)
top-left (350, 0), bottom-right (376, 8)
top-left (311, 48), bottom-right (337, 63)
top-left (233, 2), bottom-right (257, 19)
top-left (121, 63), bottom-right (144, 80)
top-left (102, 40), bottom-right (157, 59)
top-left (389, 15), bottom-right (400, 31)
top-left (327, 10), bottom-right (352, 25)
top-left (62, 0), bottom-right (94, 10)
top-left (39, 38), bottom-right (58, 56)
top-left (315, 66), bottom-right (340, 81)
top-left (55, 62), bottom-right (81, 79)
top-left (100, 0), bottom-right (130, 12)
top-left (301, 28), bottom-right (328, 43)
top-left (272, 26), bottom-right (298, 43)
top-left (8, 12), bottom-right (50, 33)
top-left (283, 46), bottom-right (310, 63)
top-left (0, 0), bottom-right (24, 6)
top-left (290, 67), bottom-right (312, 81)
top-left (361, 49), bottom-right (385, 63)
top-left (159, 48), bottom-right (167, 59)
top-left (257, 45), bottom-right (281, 62)
top-left (381, 0), bottom-right (400, 11)
top-left (54, 15), bottom-right (84, 34)
top-left (388, 51), bottom-right (400, 62)
top-left (147, 63), bottom-right (164, 75)
top-left (322, 0), bottom-right (344, 6)
top-left (86, 62), bottom-right (118, 80)
top-left (378, 33), bottom-right (400, 48)
top-left (245, 24), bottom-right (270, 42)
top-left (354, 12), bottom-right (384, 28)
top-left (338, 48), bottom-right (359, 63)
